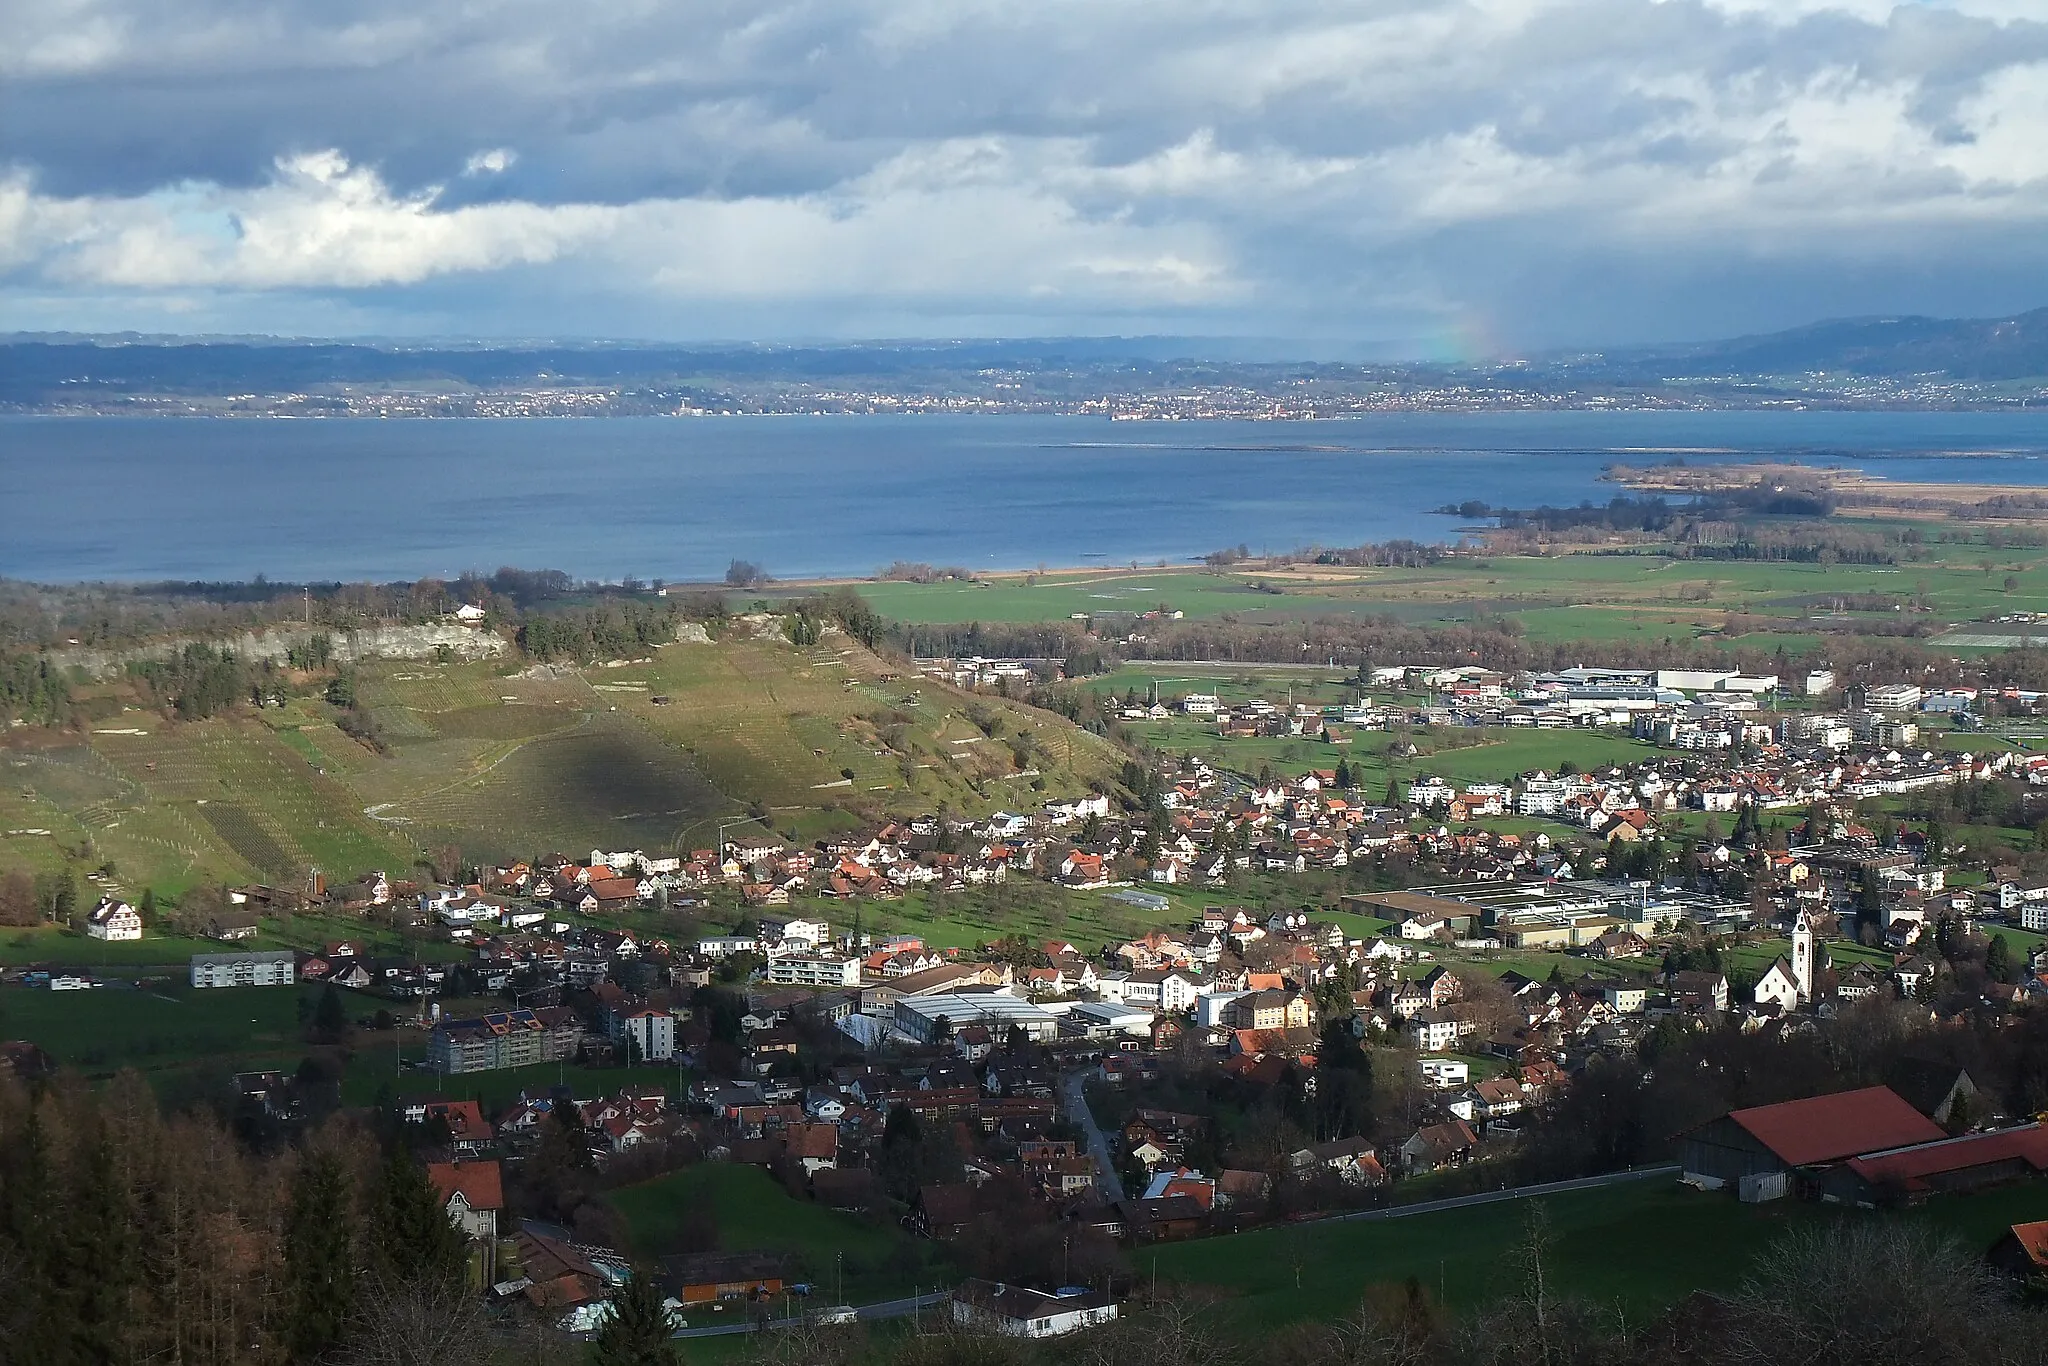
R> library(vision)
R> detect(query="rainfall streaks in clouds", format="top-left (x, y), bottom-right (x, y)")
top-left (6, 0), bottom-right (2048, 346)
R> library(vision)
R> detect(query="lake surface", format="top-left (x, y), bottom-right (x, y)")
top-left (9, 411), bottom-right (2048, 583)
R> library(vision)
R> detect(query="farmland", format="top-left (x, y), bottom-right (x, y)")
top-left (849, 536), bottom-right (2048, 648)
top-left (1121, 716), bottom-right (1656, 788)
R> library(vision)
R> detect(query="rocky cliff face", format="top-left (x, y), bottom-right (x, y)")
top-left (51, 623), bottom-right (509, 679)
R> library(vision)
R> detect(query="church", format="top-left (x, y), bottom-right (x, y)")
top-left (1752, 910), bottom-right (1821, 1013)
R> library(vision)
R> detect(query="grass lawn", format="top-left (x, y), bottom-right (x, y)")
top-left (0, 980), bottom-right (313, 1078)
top-left (607, 1165), bottom-right (950, 1306)
top-left (1148, 1175), bottom-right (2048, 1328)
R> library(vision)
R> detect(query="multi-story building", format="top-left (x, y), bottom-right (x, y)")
top-left (612, 1008), bottom-right (676, 1062)
top-left (190, 950), bottom-right (296, 988)
top-left (762, 953), bottom-right (862, 987)
top-left (428, 1007), bottom-right (584, 1074)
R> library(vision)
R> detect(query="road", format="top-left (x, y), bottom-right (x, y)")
top-left (1317, 1163), bottom-right (1681, 1225)
top-left (1063, 1068), bottom-right (1125, 1201)
top-left (673, 1291), bottom-right (951, 1338)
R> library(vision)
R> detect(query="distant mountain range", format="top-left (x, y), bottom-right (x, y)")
top-left (1579, 306), bottom-right (2048, 380)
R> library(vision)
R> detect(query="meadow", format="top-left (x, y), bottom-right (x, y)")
top-left (606, 1165), bottom-right (950, 1309)
top-left (1149, 1175), bottom-right (2048, 1326)
top-left (852, 536), bottom-right (2048, 647)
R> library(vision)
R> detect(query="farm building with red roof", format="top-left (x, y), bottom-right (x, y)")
top-left (1678, 1086), bottom-right (1944, 1192)
top-left (1822, 1124), bottom-right (2048, 1205)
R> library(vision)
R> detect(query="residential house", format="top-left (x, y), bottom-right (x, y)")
top-left (426, 1160), bottom-right (504, 1240)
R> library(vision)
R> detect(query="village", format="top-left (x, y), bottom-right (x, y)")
top-left (13, 655), bottom-right (2048, 1347)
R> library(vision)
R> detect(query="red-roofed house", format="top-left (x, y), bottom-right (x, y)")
top-left (1990, 1220), bottom-right (2048, 1283)
top-left (426, 1160), bottom-right (504, 1239)
top-left (1679, 1086), bottom-right (1945, 1192)
top-left (402, 1098), bottom-right (496, 1154)
top-left (785, 1122), bottom-right (839, 1176)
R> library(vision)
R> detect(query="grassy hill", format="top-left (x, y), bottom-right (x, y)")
top-left (0, 623), bottom-right (1127, 900)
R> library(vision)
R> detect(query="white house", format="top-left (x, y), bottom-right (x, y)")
top-left (952, 1281), bottom-right (1119, 1338)
top-left (758, 915), bottom-right (831, 948)
top-left (426, 1161), bottom-right (502, 1241)
top-left (1417, 1058), bottom-right (1471, 1088)
top-left (1407, 1010), bottom-right (1466, 1052)
top-left (85, 897), bottom-right (143, 942)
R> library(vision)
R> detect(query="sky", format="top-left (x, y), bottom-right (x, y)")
top-left (5, 0), bottom-right (2048, 354)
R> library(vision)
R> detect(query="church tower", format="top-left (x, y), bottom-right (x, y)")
top-left (1791, 909), bottom-right (1815, 1003)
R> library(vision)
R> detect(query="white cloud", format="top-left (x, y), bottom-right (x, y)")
top-left (2, 143), bottom-right (1234, 309)
top-left (11, 152), bottom-right (612, 289)
top-left (5, 0), bottom-right (2048, 342)
top-left (462, 147), bottom-right (517, 177)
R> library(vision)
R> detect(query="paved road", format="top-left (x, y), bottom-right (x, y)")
top-left (1063, 1068), bottom-right (1125, 1200)
top-left (673, 1292), bottom-right (951, 1338)
top-left (1317, 1163), bottom-right (1681, 1225)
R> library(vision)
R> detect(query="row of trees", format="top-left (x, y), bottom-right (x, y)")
top-left (1515, 993), bottom-right (2048, 1185)
top-left (0, 1072), bottom-right (471, 1366)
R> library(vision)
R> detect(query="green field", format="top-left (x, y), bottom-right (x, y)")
top-left (845, 543), bottom-right (2048, 648)
top-left (1126, 718), bottom-right (1656, 788)
top-left (0, 981), bottom-right (313, 1079)
top-left (607, 1165), bottom-right (950, 1307)
top-left (1149, 1175), bottom-right (2048, 1326)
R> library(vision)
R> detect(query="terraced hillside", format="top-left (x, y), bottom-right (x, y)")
top-left (0, 622), bottom-right (1127, 896)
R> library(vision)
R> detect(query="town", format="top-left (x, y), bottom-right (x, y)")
top-left (14, 649), bottom-right (2048, 1359)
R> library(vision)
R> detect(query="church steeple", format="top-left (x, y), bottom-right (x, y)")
top-left (1791, 909), bottom-right (1815, 1003)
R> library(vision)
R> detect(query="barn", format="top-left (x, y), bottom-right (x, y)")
top-left (1679, 1086), bottom-right (1944, 1195)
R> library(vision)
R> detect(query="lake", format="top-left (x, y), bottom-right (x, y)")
top-left (8, 410), bottom-right (2048, 583)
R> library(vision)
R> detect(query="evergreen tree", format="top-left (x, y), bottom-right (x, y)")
top-left (592, 1270), bottom-right (677, 1366)
top-left (876, 1103), bottom-right (925, 1201)
top-left (313, 982), bottom-right (349, 1039)
top-left (370, 1152), bottom-right (466, 1288)
top-left (1312, 1018), bottom-right (1375, 1141)
top-left (1986, 933), bottom-right (2016, 985)
top-left (138, 886), bottom-right (157, 926)
top-left (50, 1129), bottom-right (133, 1363)
top-left (0, 1108), bottom-right (54, 1359)
top-left (284, 1152), bottom-right (357, 1360)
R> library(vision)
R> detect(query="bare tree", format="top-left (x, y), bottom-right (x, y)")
top-left (336, 1274), bottom-right (496, 1366)
top-left (1717, 1222), bottom-right (2035, 1366)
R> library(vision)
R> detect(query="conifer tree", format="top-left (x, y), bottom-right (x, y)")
top-left (591, 1271), bottom-right (677, 1366)
top-left (285, 1151), bottom-right (357, 1359)
top-left (371, 1151), bottom-right (465, 1288)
